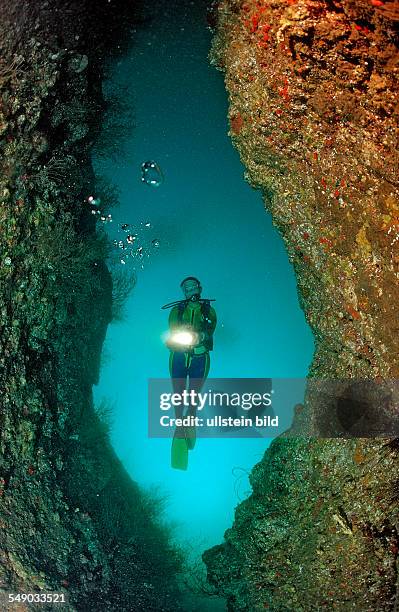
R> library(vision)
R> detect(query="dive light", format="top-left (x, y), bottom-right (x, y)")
top-left (168, 329), bottom-right (199, 348)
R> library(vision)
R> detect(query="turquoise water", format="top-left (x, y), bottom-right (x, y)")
top-left (93, 0), bottom-right (313, 569)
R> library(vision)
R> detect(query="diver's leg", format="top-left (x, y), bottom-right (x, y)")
top-left (169, 351), bottom-right (188, 422)
top-left (169, 352), bottom-right (190, 462)
top-left (183, 353), bottom-right (210, 450)
top-left (186, 353), bottom-right (210, 417)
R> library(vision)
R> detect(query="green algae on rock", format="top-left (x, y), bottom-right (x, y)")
top-left (0, 1), bottom-right (184, 609)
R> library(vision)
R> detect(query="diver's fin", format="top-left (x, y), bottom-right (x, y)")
top-left (185, 425), bottom-right (196, 450)
top-left (171, 435), bottom-right (188, 470)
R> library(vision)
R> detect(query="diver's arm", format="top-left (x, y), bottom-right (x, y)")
top-left (167, 305), bottom-right (196, 350)
top-left (208, 307), bottom-right (217, 334)
top-left (168, 306), bottom-right (180, 331)
top-left (166, 307), bottom-right (179, 350)
top-left (199, 307), bottom-right (217, 343)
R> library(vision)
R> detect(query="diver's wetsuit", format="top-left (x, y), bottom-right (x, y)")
top-left (168, 300), bottom-right (216, 418)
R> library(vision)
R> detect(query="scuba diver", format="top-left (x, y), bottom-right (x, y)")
top-left (162, 276), bottom-right (217, 470)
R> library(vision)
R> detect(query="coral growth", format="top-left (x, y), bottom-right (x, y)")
top-left (204, 0), bottom-right (399, 609)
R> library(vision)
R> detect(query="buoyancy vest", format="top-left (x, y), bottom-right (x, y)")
top-left (177, 299), bottom-right (214, 351)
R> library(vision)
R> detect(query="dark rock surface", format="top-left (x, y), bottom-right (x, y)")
top-left (203, 1), bottom-right (399, 609)
top-left (0, 1), bottom-right (183, 609)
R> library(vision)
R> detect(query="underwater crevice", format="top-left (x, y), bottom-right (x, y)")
top-left (0, 1), bottom-right (186, 609)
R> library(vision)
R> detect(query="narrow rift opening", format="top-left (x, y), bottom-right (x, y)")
top-left (92, 0), bottom-right (314, 605)
top-left (3, 0), bottom-right (397, 608)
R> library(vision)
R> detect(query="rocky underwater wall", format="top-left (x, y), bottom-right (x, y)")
top-left (203, 0), bottom-right (399, 610)
top-left (1, 0), bottom-right (398, 610)
top-left (0, 1), bottom-right (184, 610)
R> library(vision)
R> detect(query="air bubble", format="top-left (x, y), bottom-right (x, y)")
top-left (87, 195), bottom-right (101, 206)
top-left (151, 239), bottom-right (160, 247)
top-left (141, 161), bottom-right (163, 187)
